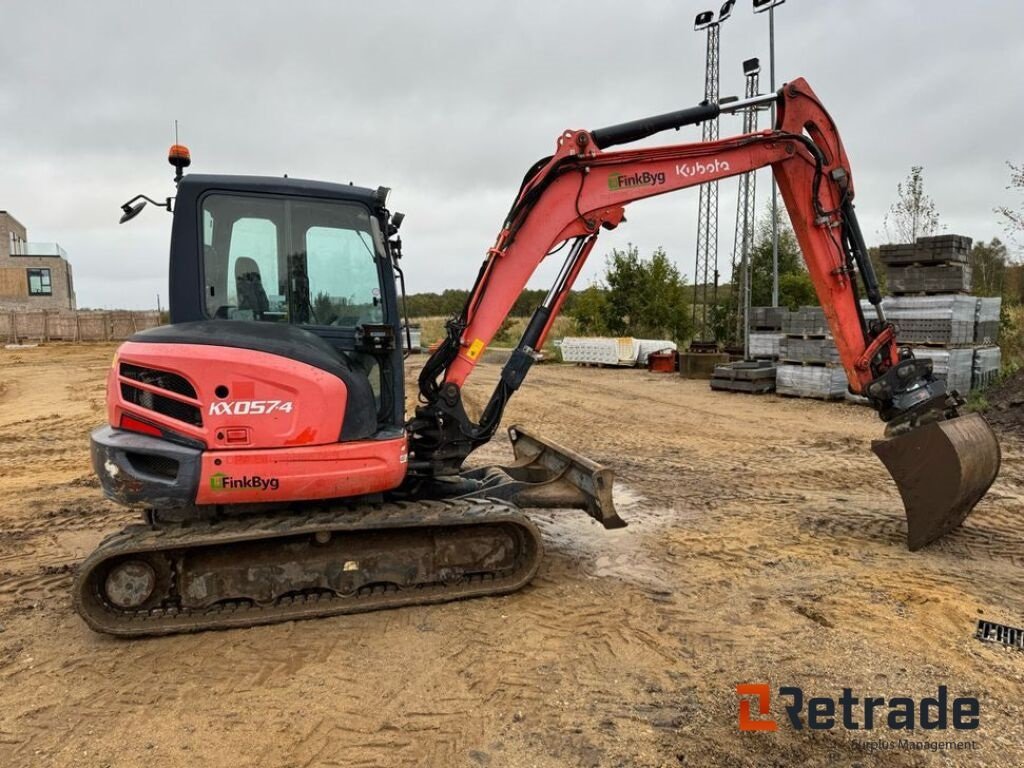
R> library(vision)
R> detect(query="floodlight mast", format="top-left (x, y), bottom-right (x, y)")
top-left (753, 0), bottom-right (785, 307)
top-left (689, 1), bottom-right (735, 349)
top-left (731, 58), bottom-right (763, 356)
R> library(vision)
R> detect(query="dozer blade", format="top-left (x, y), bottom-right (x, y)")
top-left (872, 412), bottom-right (1001, 550)
top-left (461, 425), bottom-right (626, 529)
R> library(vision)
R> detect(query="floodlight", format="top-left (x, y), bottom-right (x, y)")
top-left (694, 10), bottom-right (715, 30)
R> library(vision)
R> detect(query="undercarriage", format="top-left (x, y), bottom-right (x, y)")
top-left (74, 499), bottom-right (543, 637)
top-left (76, 425), bottom-right (621, 636)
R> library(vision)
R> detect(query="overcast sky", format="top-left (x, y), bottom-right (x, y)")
top-left (2, 1), bottom-right (1022, 309)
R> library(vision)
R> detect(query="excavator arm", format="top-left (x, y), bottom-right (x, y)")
top-left (409, 77), bottom-right (1000, 549)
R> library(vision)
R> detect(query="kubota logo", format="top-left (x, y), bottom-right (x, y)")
top-left (209, 472), bottom-right (280, 492)
top-left (607, 170), bottom-right (666, 191)
top-left (736, 684), bottom-right (980, 732)
top-left (676, 159), bottom-right (730, 178)
top-left (208, 399), bottom-right (294, 416)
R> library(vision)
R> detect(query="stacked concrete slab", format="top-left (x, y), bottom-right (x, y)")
top-left (710, 360), bottom-right (777, 394)
top-left (874, 234), bottom-right (1002, 394)
top-left (776, 306), bottom-right (849, 399)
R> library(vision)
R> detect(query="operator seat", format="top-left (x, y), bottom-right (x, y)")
top-left (235, 257), bottom-right (270, 319)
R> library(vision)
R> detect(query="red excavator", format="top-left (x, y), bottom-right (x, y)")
top-left (75, 78), bottom-right (1000, 636)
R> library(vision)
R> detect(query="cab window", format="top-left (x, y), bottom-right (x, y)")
top-left (201, 194), bottom-right (385, 327)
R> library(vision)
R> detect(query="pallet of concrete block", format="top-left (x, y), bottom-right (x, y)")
top-left (748, 332), bottom-right (782, 359)
top-left (975, 297), bottom-right (1001, 344)
top-left (972, 346), bottom-right (1001, 391)
top-left (888, 263), bottom-right (972, 295)
top-left (779, 336), bottom-right (841, 365)
top-left (863, 295), bottom-right (976, 346)
top-left (878, 235), bottom-right (971, 266)
top-left (914, 234), bottom-right (972, 263)
top-left (710, 360), bottom-right (776, 394)
top-left (558, 337), bottom-right (675, 367)
top-left (780, 306), bottom-right (829, 336)
top-left (776, 364), bottom-right (848, 400)
top-left (748, 306), bottom-right (785, 331)
top-left (909, 346), bottom-right (974, 396)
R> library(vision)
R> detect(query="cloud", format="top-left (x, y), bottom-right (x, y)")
top-left (2, 0), bottom-right (1021, 309)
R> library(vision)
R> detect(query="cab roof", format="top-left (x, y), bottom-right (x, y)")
top-left (177, 174), bottom-right (384, 208)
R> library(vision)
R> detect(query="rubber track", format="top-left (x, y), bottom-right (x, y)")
top-left (73, 499), bottom-right (543, 637)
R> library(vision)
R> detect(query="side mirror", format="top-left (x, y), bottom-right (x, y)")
top-left (119, 200), bottom-right (147, 224)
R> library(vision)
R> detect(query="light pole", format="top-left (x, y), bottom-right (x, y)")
top-left (689, 1), bottom-right (733, 350)
top-left (753, 0), bottom-right (785, 308)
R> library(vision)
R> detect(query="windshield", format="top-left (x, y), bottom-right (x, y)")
top-left (201, 194), bottom-right (385, 327)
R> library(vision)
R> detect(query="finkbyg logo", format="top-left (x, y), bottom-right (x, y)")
top-left (209, 472), bottom-right (280, 492)
top-left (607, 170), bottom-right (666, 191)
top-left (736, 684), bottom-right (980, 732)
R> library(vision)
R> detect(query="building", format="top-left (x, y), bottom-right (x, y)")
top-left (0, 211), bottom-right (76, 310)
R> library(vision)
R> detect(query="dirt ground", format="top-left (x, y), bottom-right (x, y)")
top-left (0, 344), bottom-right (1022, 768)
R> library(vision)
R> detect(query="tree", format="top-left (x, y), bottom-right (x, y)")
top-left (969, 239), bottom-right (1009, 298)
top-left (883, 166), bottom-right (941, 243)
top-left (746, 206), bottom-right (816, 310)
top-left (996, 161), bottom-right (1024, 251)
top-left (569, 284), bottom-right (609, 335)
top-left (569, 244), bottom-right (691, 342)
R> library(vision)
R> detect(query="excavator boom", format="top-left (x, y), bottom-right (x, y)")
top-left (409, 78), bottom-right (1000, 549)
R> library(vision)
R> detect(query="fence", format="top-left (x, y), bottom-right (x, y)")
top-left (1, 310), bottom-right (163, 344)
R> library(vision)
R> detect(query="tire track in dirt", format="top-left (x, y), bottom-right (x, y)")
top-left (0, 351), bottom-right (1020, 767)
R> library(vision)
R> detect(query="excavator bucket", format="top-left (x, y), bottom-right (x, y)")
top-left (871, 412), bottom-right (1001, 550)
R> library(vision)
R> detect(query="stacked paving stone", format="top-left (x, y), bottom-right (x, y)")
top-left (747, 305), bottom-right (785, 360)
top-left (775, 306), bottom-right (849, 399)
top-left (870, 234), bottom-right (1002, 394)
top-left (880, 235), bottom-right (972, 295)
top-left (776, 365), bottom-right (849, 400)
top-left (875, 295), bottom-right (977, 346)
top-left (915, 348), bottom-right (975, 396)
top-left (975, 297), bottom-right (1002, 344)
top-left (973, 347), bottom-right (1002, 390)
top-left (749, 333), bottom-right (781, 358)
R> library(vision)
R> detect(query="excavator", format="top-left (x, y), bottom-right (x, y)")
top-left (75, 78), bottom-right (1001, 636)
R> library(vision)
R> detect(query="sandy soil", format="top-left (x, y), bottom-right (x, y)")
top-left (0, 343), bottom-right (1021, 768)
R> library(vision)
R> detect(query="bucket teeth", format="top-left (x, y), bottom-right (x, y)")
top-left (872, 412), bottom-right (1001, 550)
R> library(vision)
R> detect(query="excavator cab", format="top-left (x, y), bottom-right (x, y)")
top-left (169, 175), bottom-right (407, 435)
